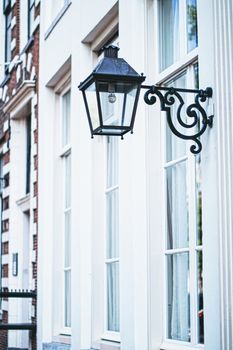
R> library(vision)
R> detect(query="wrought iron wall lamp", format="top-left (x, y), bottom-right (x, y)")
top-left (78, 45), bottom-right (213, 154)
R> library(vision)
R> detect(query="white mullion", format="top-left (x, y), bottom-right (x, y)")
top-left (60, 144), bottom-right (71, 158)
top-left (105, 258), bottom-right (119, 264)
top-left (164, 155), bottom-right (188, 169)
top-left (105, 185), bottom-right (119, 194)
top-left (64, 266), bottom-right (71, 272)
top-left (165, 247), bottom-right (189, 255)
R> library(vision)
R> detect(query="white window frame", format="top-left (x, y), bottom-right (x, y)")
top-left (151, 1), bottom-right (204, 349)
top-left (59, 86), bottom-right (72, 335)
top-left (161, 73), bottom-right (204, 350)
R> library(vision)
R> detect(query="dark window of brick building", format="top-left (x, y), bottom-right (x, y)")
top-left (4, 0), bottom-right (11, 68)
top-left (28, 0), bottom-right (35, 38)
top-left (26, 115), bottom-right (31, 194)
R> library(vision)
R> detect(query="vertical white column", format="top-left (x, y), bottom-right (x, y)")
top-left (119, 1), bottom-right (148, 350)
top-left (212, 0), bottom-right (233, 349)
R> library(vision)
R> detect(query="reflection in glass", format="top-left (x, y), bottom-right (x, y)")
top-left (197, 251), bottom-right (204, 343)
top-left (107, 262), bottom-right (120, 332)
top-left (187, 0), bottom-right (198, 52)
top-left (166, 161), bottom-right (189, 249)
top-left (160, 0), bottom-right (180, 70)
top-left (167, 253), bottom-right (190, 341)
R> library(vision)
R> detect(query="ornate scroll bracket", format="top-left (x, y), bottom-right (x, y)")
top-left (142, 85), bottom-right (213, 154)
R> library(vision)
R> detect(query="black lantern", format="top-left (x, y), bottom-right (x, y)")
top-left (78, 45), bottom-right (146, 138)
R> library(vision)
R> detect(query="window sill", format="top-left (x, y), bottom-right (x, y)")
top-left (93, 338), bottom-right (121, 350)
top-left (44, 1), bottom-right (72, 40)
top-left (16, 193), bottom-right (30, 212)
top-left (52, 334), bottom-right (71, 345)
top-left (160, 341), bottom-right (204, 350)
top-left (101, 331), bottom-right (120, 343)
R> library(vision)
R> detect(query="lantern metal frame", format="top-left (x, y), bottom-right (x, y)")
top-left (79, 45), bottom-right (146, 138)
top-left (79, 45), bottom-right (213, 154)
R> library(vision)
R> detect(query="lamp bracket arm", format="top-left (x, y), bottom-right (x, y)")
top-left (141, 85), bottom-right (213, 154)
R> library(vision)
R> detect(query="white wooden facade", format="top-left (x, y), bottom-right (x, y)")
top-left (37, 1), bottom-right (233, 350)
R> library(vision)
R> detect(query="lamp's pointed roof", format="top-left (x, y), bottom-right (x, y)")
top-left (93, 45), bottom-right (141, 77)
top-left (78, 45), bottom-right (145, 90)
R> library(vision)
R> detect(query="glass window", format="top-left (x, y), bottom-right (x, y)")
top-left (62, 90), bottom-right (71, 147)
top-left (60, 88), bottom-right (71, 330)
top-left (159, 0), bottom-right (198, 71)
top-left (165, 73), bottom-right (187, 162)
top-left (28, 0), bottom-right (35, 38)
top-left (5, 11), bottom-right (11, 65)
top-left (167, 253), bottom-right (190, 341)
top-left (166, 161), bottom-right (189, 250)
top-left (164, 68), bottom-right (204, 346)
top-left (160, 0), bottom-right (180, 71)
top-left (105, 136), bottom-right (120, 333)
top-left (157, 0), bottom-right (202, 346)
top-left (187, 0), bottom-right (198, 52)
top-left (26, 115), bottom-right (31, 194)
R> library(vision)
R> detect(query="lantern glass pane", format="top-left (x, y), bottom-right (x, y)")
top-left (85, 83), bottom-right (100, 130)
top-left (98, 82), bottom-right (138, 128)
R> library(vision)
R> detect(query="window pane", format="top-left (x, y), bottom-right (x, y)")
top-left (107, 262), bottom-right (120, 332)
top-left (106, 190), bottom-right (119, 259)
top-left (107, 137), bottom-right (118, 188)
top-left (167, 253), bottom-right (190, 342)
top-left (26, 115), bottom-right (31, 194)
top-left (166, 73), bottom-right (186, 162)
top-left (85, 83), bottom-right (100, 130)
top-left (6, 12), bottom-right (12, 62)
top-left (166, 161), bottom-right (189, 249)
top-left (62, 90), bottom-right (71, 147)
top-left (197, 251), bottom-right (204, 343)
top-left (65, 154), bottom-right (71, 208)
top-left (29, 6), bottom-right (34, 37)
top-left (64, 210), bottom-right (71, 268)
top-left (194, 62), bottom-right (199, 89)
top-left (64, 270), bottom-right (71, 327)
top-left (99, 83), bottom-right (137, 128)
top-left (196, 154), bottom-right (202, 246)
top-left (187, 0), bottom-right (198, 52)
top-left (160, 0), bottom-right (180, 71)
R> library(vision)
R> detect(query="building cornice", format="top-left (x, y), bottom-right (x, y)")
top-left (3, 80), bottom-right (35, 115)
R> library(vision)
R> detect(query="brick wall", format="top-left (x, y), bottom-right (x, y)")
top-left (0, 0), bottom-right (40, 349)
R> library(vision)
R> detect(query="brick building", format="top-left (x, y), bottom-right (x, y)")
top-left (0, 0), bottom-right (40, 349)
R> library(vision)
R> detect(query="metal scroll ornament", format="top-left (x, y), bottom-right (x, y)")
top-left (143, 85), bottom-right (213, 154)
